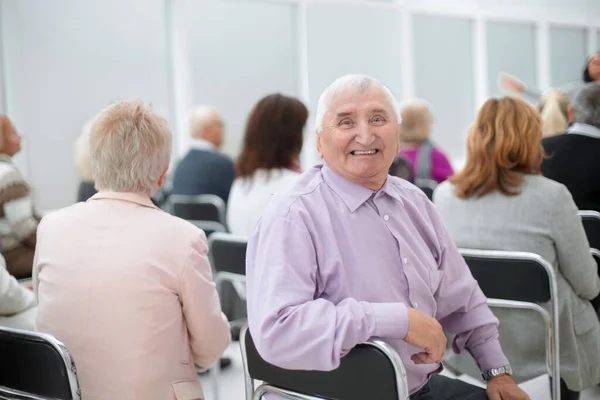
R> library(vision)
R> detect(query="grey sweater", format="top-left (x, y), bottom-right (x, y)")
top-left (433, 174), bottom-right (600, 391)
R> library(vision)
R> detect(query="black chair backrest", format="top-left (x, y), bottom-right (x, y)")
top-left (0, 329), bottom-right (74, 399)
top-left (171, 195), bottom-right (225, 224)
top-left (245, 329), bottom-right (400, 400)
top-left (209, 233), bottom-right (247, 275)
top-left (461, 252), bottom-right (551, 303)
top-left (580, 211), bottom-right (600, 251)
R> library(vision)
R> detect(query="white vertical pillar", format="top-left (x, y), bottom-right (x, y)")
top-left (587, 26), bottom-right (597, 57)
top-left (298, 0), bottom-right (317, 169)
top-left (473, 15), bottom-right (488, 110)
top-left (400, 7), bottom-right (415, 101)
top-left (536, 20), bottom-right (551, 91)
top-left (164, 0), bottom-right (192, 161)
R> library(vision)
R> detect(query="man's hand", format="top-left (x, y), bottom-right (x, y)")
top-left (486, 374), bottom-right (530, 400)
top-left (404, 307), bottom-right (446, 364)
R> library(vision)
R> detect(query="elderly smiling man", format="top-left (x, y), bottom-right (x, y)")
top-left (246, 74), bottom-right (529, 400)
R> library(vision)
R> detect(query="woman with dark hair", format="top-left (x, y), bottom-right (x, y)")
top-left (502, 52), bottom-right (600, 102)
top-left (227, 94), bottom-right (308, 236)
top-left (434, 96), bottom-right (600, 400)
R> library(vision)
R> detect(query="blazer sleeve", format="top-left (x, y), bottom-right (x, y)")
top-left (0, 255), bottom-right (35, 316)
top-left (179, 231), bottom-right (231, 368)
top-left (551, 185), bottom-right (600, 300)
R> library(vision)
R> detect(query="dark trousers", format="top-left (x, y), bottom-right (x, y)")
top-left (410, 375), bottom-right (488, 400)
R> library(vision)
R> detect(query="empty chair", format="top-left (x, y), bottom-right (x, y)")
top-left (0, 327), bottom-right (81, 400)
top-left (168, 194), bottom-right (227, 226)
top-left (459, 249), bottom-right (560, 400)
top-left (240, 325), bottom-right (409, 400)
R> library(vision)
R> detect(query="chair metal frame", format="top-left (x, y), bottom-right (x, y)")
top-left (239, 325), bottom-right (410, 400)
top-left (167, 194), bottom-right (227, 226)
top-left (458, 248), bottom-right (560, 400)
top-left (0, 327), bottom-right (81, 400)
top-left (189, 220), bottom-right (228, 237)
top-left (578, 210), bottom-right (600, 260)
top-left (207, 233), bottom-right (249, 400)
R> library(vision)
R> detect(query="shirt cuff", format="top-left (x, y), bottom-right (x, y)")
top-left (468, 338), bottom-right (510, 372)
top-left (367, 302), bottom-right (408, 339)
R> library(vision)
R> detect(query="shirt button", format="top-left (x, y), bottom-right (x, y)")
top-left (413, 301), bottom-right (419, 309)
top-left (403, 257), bottom-right (408, 264)
top-left (384, 215), bottom-right (389, 221)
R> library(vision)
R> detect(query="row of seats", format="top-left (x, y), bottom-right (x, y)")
top-left (3, 210), bottom-right (598, 400)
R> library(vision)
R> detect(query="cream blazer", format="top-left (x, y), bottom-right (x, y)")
top-left (33, 192), bottom-right (230, 400)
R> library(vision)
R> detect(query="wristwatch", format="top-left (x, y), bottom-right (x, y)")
top-left (482, 365), bottom-right (513, 381)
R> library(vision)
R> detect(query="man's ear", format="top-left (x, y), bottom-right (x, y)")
top-left (158, 166), bottom-right (168, 187)
top-left (567, 105), bottom-right (576, 123)
top-left (316, 134), bottom-right (324, 159)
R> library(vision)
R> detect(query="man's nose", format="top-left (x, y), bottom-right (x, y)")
top-left (355, 124), bottom-right (376, 146)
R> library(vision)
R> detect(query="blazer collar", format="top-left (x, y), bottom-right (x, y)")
top-left (89, 191), bottom-right (158, 209)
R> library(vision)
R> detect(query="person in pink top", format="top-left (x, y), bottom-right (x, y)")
top-left (398, 100), bottom-right (454, 184)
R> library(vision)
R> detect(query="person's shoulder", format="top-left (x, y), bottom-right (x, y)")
top-left (261, 167), bottom-right (325, 220)
top-left (431, 180), bottom-right (455, 202)
top-left (521, 174), bottom-right (572, 206)
top-left (542, 133), bottom-right (568, 149)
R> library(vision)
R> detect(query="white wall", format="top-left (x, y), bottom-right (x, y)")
top-left (0, 0), bottom-right (599, 210)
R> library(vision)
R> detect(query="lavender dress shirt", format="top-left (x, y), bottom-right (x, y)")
top-left (246, 164), bottom-right (508, 394)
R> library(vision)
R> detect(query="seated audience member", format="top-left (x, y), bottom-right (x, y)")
top-left (398, 99), bottom-right (454, 184)
top-left (537, 89), bottom-right (572, 138)
top-left (33, 101), bottom-right (231, 400)
top-left (247, 74), bottom-right (529, 400)
top-left (171, 105), bottom-right (235, 204)
top-left (0, 254), bottom-right (36, 330)
top-left (542, 83), bottom-right (600, 212)
top-left (389, 154), bottom-right (414, 183)
top-left (434, 96), bottom-right (600, 400)
top-left (74, 118), bottom-right (97, 202)
top-left (0, 116), bottom-right (39, 279)
top-left (227, 94), bottom-right (308, 236)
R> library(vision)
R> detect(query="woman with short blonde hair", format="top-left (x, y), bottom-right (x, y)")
top-left (434, 96), bottom-right (600, 399)
top-left (537, 89), bottom-right (571, 138)
top-left (398, 99), bottom-right (454, 184)
top-left (35, 100), bottom-right (230, 400)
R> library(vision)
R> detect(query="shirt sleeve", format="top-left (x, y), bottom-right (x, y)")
top-left (426, 203), bottom-right (509, 372)
top-left (0, 180), bottom-right (40, 247)
top-left (179, 232), bottom-right (231, 369)
top-left (0, 255), bottom-right (35, 316)
top-left (246, 211), bottom-right (408, 371)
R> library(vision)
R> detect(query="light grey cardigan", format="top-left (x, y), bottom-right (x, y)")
top-left (433, 175), bottom-right (600, 391)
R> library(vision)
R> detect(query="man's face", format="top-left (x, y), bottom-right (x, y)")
top-left (588, 54), bottom-right (600, 81)
top-left (317, 86), bottom-right (399, 190)
top-left (2, 119), bottom-right (21, 157)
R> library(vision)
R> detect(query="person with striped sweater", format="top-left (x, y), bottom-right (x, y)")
top-left (0, 116), bottom-right (40, 279)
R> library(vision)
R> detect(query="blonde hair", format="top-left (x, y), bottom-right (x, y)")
top-left (537, 89), bottom-right (570, 137)
top-left (188, 105), bottom-right (220, 139)
top-left (90, 100), bottom-right (172, 195)
top-left (74, 118), bottom-right (95, 181)
top-left (399, 99), bottom-right (433, 144)
top-left (451, 96), bottom-right (544, 198)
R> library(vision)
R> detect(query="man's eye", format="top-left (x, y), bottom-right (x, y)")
top-left (372, 117), bottom-right (385, 123)
top-left (340, 120), bottom-right (353, 126)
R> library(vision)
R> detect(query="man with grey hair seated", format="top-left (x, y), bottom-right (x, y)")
top-left (171, 105), bottom-right (235, 204)
top-left (246, 74), bottom-right (529, 399)
top-left (542, 82), bottom-right (600, 213)
top-left (33, 101), bottom-right (231, 400)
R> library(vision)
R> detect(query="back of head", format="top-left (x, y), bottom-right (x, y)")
top-left (451, 96), bottom-right (544, 198)
top-left (572, 82), bottom-right (600, 129)
top-left (537, 89), bottom-right (570, 137)
top-left (188, 105), bottom-right (222, 147)
top-left (399, 99), bottom-right (433, 144)
top-left (236, 94), bottom-right (308, 179)
top-left (90, 100), bottom-right (172, 196)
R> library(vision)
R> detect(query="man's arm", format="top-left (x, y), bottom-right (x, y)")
top-left (246, 213), bottom-right (408, 371)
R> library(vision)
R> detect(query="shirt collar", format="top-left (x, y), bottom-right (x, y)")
top-left (321, 164), bottom-right (403, 212)
top-left (566, 123), bottom-right (600, 139)
top-left (88, 191), bottom-right (158, 209)
top-left (190, 138), bottom-right (216, 151)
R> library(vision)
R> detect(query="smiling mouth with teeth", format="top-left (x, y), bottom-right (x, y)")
top-left (351, 149), bottom-right (378, 155)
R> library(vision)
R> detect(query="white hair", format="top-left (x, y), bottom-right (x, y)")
top-left (90, 100), bottom-right (172, 195)
top-left (188, 105), bottom-right (220, 138)
top-left (314, 74), bottom-right (400, 133)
